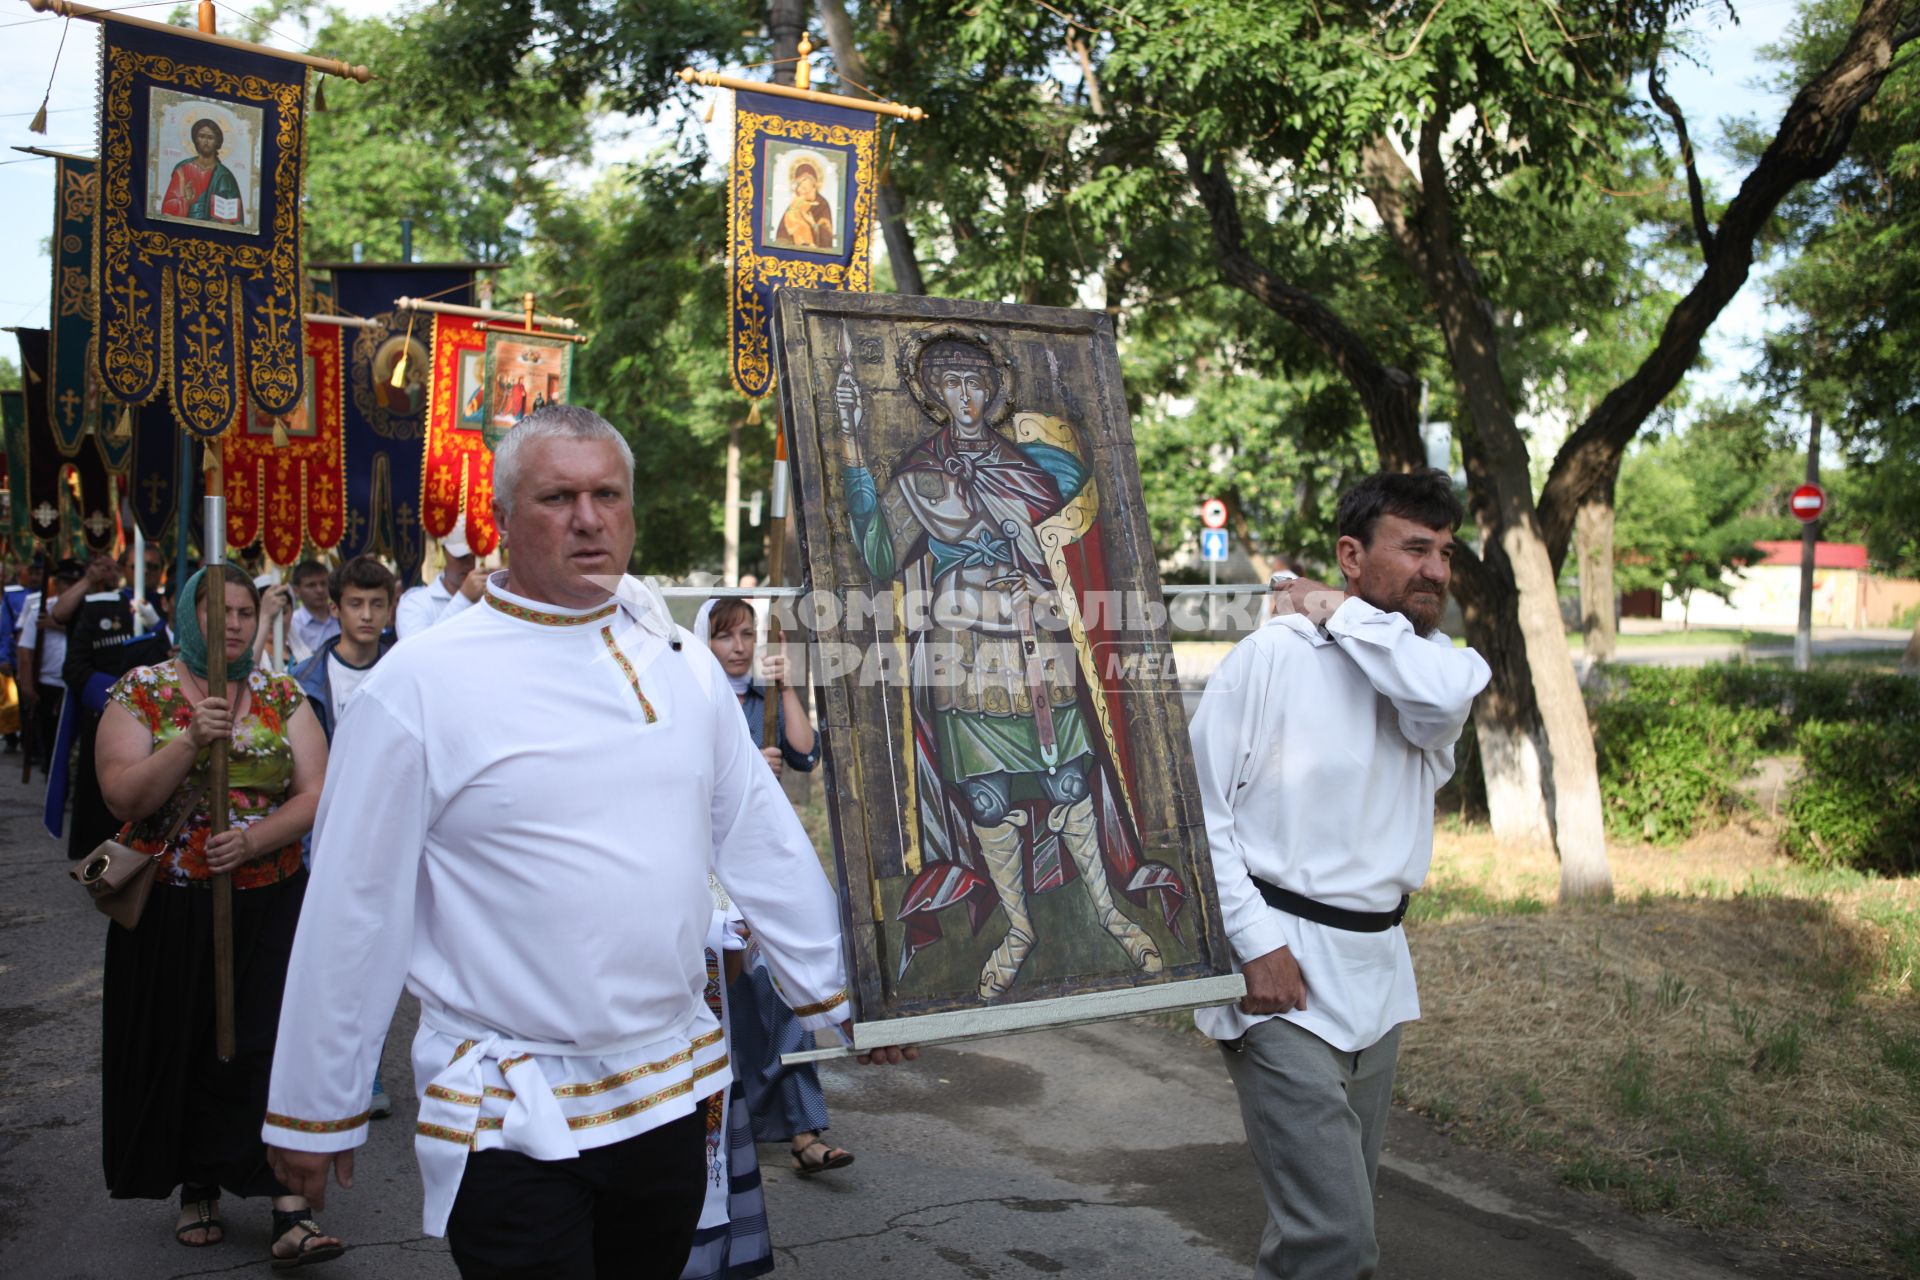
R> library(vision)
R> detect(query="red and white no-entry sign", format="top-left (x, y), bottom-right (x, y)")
top-left (1200, 497), bottom-right (1228, 529)
top-left (1790, 483), bottom-right (1827, 523)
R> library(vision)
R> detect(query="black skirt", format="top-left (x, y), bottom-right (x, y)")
top-left (101, 869), bottom-right (307, 1200)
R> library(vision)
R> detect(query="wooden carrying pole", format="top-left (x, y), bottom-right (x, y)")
top-left (194, 0), bottom-right (236, 1065)
top-left (677, 66), bottom-right (926, 121)
top-left (760, 422), bottom-right (788, 747)
top-left (24, 0), bottom-right (372, 81)
top-left (394, 296), bottom-right (579, 330)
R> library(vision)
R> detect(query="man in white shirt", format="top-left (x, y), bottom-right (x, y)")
top-left (266, 405), bottom-right (912, 1279)
top-left (394, 528), bottom-right (486, 639)
top-left (17, 558), bottom-right (81, 775)
top-left (1190, 470), bottom-right (1490, 1280)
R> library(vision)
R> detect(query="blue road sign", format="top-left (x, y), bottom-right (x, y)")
top-left (1200, 528), bottom-right (1229, 562)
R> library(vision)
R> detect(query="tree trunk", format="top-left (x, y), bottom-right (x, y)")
top-left (1453, 555), bottom-right (1555, 844)
top-left (1575, 491), bottom-right (1617, 666)
top-left (768, 0), bottom-right (805, 84)
top-left (814, 0), bottom-right (925, 293)
top-left (1364, 126), bottom-right (1611, 899)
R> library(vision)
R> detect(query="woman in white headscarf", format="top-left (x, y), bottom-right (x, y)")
top-left (692, 598), bottom-right (851, 1177)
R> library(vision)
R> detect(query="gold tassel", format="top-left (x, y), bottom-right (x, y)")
top-left (795, 34), bottom-right (813, 91)
top-left (111, 403), bottom-right (133, 443)
top-left (389, 350), bottom-right (408, 389)
top-left (203, 443), bottom-right (218, 472)
top-left (703, 94), bottom-right (717, 123)
top-left (272, 416), bottom-right (291, 449)
top-left (315, 79), bottom-right (328, 112)
top-left (28, 98), bottom-right (48, 135)
top-left (746, 399), bottom-right (762, 426)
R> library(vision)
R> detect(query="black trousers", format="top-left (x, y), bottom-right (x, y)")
top-left (446, 1108), bottom-right (709, 1280)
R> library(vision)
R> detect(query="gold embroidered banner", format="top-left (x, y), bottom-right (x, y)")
top-left (228, 320), bottom-right (346, 565)
top-left (728, 90), bottom-right (876, 398)
top-left (95, 18), bottom-right (309, 438)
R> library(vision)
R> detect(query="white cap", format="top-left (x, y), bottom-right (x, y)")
top-left (442, 528), bottom-right (472, 559)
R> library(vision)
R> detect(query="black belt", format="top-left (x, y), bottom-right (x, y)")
top-left (1252, 876), bottom-right (1409, 933)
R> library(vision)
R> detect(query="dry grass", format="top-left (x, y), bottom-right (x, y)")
top-left (1401, 822), bottom-right (1920, 1275)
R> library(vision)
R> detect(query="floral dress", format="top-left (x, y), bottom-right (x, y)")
top-left (108, 664), bottom-right (307, 889)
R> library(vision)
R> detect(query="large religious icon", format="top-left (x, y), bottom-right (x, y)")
top-left (370, 331), bottom-right (430, 418)
top-left (144, 89), bottom-right (263, 235)
top-left (775, 289), bottom-right (1235, 1041)
top-left (762, 144), bottom-right (844, 254)
top-left (483, 331), bottom-right (571, 446)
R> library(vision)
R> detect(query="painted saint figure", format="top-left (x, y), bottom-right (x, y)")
top-left (835, 330), bottom-right (1186, 999)
top-left (774, 159), bottom-right (834, 251)
top-left (159, 119), bottom-right (243, 226)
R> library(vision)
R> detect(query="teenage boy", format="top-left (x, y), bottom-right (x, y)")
top-left (292, 556), bottom-right (397, 755)
top-left (258, 559), bottom-right (340, 671)
top-left (291, 554), bottom-right (400, 1116)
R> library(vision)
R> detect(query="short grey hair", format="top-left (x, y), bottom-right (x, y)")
top-left (491, 404), bottom-right (636, 519)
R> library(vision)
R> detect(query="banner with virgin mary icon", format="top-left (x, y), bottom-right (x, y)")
top-left (727, 91), bottom-right (876, 399)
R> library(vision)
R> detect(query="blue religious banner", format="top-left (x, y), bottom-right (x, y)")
top-left (95, 17), bottom-right (309, 438)
top-left (130, 399), bottom-right (198, 545)
top-left (728, 90), bottom-right (877, 399)
top-left (15, 329), bottom-right (114, 555)
top-left (325, 263), bottom-right (477, 584)
top-left (47, 155), bottom-right (105, 462)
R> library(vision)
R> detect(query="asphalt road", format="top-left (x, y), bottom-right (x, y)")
top-left (0, 768), bottom-right (1832, 1280)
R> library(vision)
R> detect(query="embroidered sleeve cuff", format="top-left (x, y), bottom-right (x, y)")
top-left (261, 1108), bottom-right (372, 1153)
top-left (1230, 912), bottom-right (1291, 967)
top-left (787, 987), bottom-right (851, 1032)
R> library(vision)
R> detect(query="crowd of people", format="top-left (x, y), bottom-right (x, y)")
top-left (11, 401), bottom-right (1485, 1280)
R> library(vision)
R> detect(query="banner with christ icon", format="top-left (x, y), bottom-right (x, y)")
top-left (727, 90), bottom-right (877, 399)
top-left (227, 320), bottom-right (346, 565)
top-left (95, 18), bottom-right (309, 438)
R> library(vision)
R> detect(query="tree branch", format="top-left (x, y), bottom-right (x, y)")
top-left (1648, 64), bottom-right (1715, 262)
top-left (1537, 0), bottom-right (1913, 570)
top-left (1182, 146), bottom-right (1425, 471)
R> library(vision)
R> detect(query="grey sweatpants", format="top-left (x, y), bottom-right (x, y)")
top-left (1221, 1017), bottom-right (1403, 1280)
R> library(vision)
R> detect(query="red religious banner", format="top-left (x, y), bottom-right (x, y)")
top-left (427, 312), bottom-right (565, 556)
top-left (228, 320), bottom-right (347, 564)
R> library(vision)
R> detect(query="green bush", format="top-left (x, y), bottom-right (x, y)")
top-left (1588, 667), bottom-right (1782, 844)
top-left (1783, 719), bottom-right (1920, 875)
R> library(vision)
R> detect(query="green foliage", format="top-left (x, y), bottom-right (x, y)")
top-left (0, 356), bottom-right (17, 391)
top-left (1744, 0), bottom-right (1920, 576)
top-left (528, 160), bottom-right (759, 575)
top-left (292, 7), bottom-right (592, 264)
top-left (1587, 667), bottom-right (1781, 843)
top-left (1784, 719), bottom-right (1920, 875)
top-left (1614, 400), bottom-right (1801, 608)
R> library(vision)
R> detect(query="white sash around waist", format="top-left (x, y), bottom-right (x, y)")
top-left (412, 1004), bottom-right (729, 1236)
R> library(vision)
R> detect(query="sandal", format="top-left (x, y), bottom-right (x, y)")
top-left (792, 1137), bottom-right (855, 1177)
top-left (270, 1206), bottom-right (346, 1270)
top-left (174, 1187), bottom-right (224, 1247)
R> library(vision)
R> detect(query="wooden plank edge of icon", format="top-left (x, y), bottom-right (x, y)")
top-left (779, 972), bottom-right (1248, 1065)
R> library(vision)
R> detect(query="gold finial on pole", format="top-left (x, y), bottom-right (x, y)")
top-left (795, 33), bottom-right (812, 91)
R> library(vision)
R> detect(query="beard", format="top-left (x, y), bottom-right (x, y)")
top-left (1363, 580), bottom-right (1447, 637)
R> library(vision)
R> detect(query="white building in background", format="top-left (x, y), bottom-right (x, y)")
top-left (1660, 541), bottom-right (1920, 630)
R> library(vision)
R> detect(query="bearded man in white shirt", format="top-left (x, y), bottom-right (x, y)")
top-left (265, 405), bottom-right (911, 1279)
top-left (1190, 469), bottom-right (1491, 1280)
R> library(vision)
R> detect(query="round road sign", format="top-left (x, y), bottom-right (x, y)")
top-left (1200, 497), bottom-right (1228, 529)
top-left (1790, 483), bottom-right (1826, 523)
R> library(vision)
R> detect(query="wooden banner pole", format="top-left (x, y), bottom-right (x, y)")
top-left (393, 296), bottom-right (579, 330)
top-left (196, 0), bottom-right (236, 1066)
top-left (676, 66), bottom-right (925, 121)
top-left (760, 418), bottom-right (788, 749)
top-left (23, 0), bottom-right (372, 81)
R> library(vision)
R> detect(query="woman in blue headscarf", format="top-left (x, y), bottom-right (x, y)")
top-left (92, 566), bottom-right (341, 1267)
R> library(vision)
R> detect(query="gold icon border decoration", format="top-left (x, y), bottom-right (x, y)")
top-left (727, 105), bottom-right (877, 399)
top-left (95, 34), bottom-right (308, 438)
